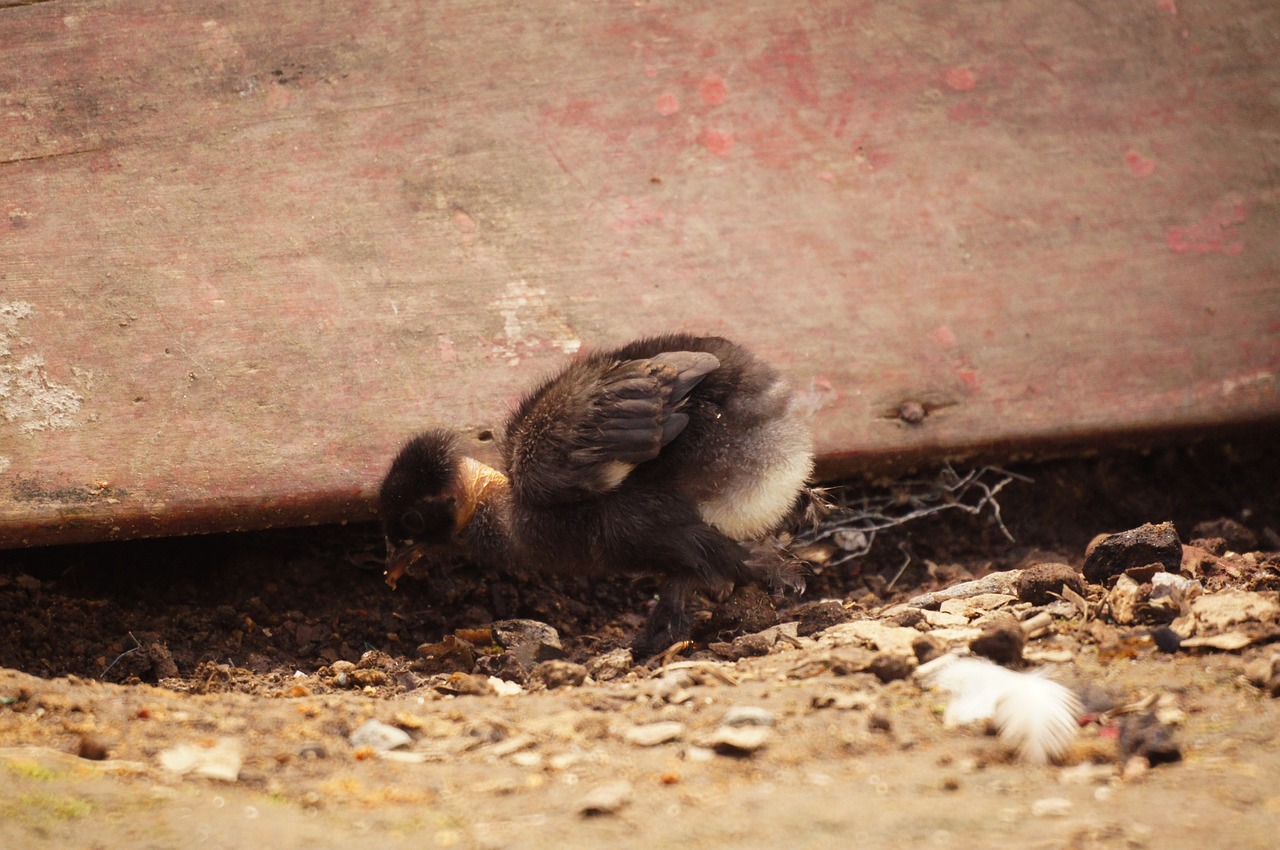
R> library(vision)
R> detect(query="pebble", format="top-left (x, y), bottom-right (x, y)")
top-left (810, 690), bottom-right (874, 711)
top-left (489, 677), bottom-right (524, 696)
top-left (492, 619), bottom-right (565, 669)
top-left (349, 719), bottom-right (412, 752)
top-left (529, 660), bottom-right (588, 689)
top-left (1189, 517), bottom-right (1258, 553)
top-left (911, 634), bottom-right (946, 665)
top-left (1030, 797), bottom-right (1073, 818)
top-left (701, 725), bottom-right (771, 755)
top-left (1244, 652), bottom-right (1280, 697)
top-left (720, 706), bottom-right (774, 727)
top-left (904, 570), bottom-right (1023, 607)
top-left (795, 600), bottom-right (852, 636)
top-left (969, 616), bottom-right (1026, 667)
top-left (623, 721), bottom-right (686, 747)
top-left (577, 780), bottom-right (633, 816)
top-left (158, 738), bottom-right (243, 782)
top-left (77, 734), bottom-right (110, 761)
top-left (1016, 563), bottom-right (1085, 605)
top-left (866, 653), bottom-right (914, 683)
top-left (1083, 522), bottom-right (1182, 584)
top-left (585, 648), bottom-right (634, 682)
top-left (436, 672), bottom-right (496, 696)
top-left (1057, 763), bottom-right (1116, 785)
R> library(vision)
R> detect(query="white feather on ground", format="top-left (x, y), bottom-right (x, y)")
top-left (916, 654), bottom-right (1082, 764)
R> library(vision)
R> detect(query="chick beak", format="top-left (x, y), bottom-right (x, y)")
top-left (382, 459), bottom-right (509, 590)
top-left (384, 538), bottom-right (430, 590)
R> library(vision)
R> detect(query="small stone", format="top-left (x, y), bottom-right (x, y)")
top-left (906, 570), bottom-right (1024, 607)
top-left (529, 660), bottom-right (588, 689)
top-left (473, 652), bottom-right (528, 684)
top-left (720, 706), bottom-right (774, 727)
top-left (867, 711), bottom-right (892, 733)
top-left (1105, 575), bottom-right (1147, 625)
top-left (158, 739), bottom-right (243, 782)
top-left (350, 668), bottom-right (391, 687)
top-left (435, 672), bottom-right (495, 696)
top-left (328, 660), bottom-right (356, 688)
top-left (356, 649), bottom-right (395, 670)
top-left (488, 677), bottom-right (524, 696)
top-left (1150, 626), bottom-right (1183, 653)
top-left (416, 635), bottom-right (476, 673)
top-left (969, 617), bottom-right (1026, 667)
top-left (701, 725), bottom-right (770, 755)
top-left (1244, 653), bottom-right (1280, 697)
top-left (349, 719), bottom-right (412, 752)
top-left (887, 607), bottom-right (927, 628)
top-left (810, 690), bottom-right (874, 711)
top-left (898, 400), bottom-right (927, 424)
top-left (713, 631), bottom-right (774, 659)
top-left (1117, 712), bottom-right (1181, 765)
top-left (1016, 563), bottom-right (1085, 605)
top-left (700, 583), bottom-right (779, 639)
top-left (1030, 797), bottom-right (1073, 818)
top-left (866, 653), bottom-right (914, 683)
top-left (491, 619), bottom-right (565, 669)
top-left (1190, 518), bottom-right (1258, 553)
top-left (911, 634), bottom-right (946, 665)
top-left (585, 648), bottom-right (634, 682)
top-left (1082, 522), bottom-right (1182, 584)
top-left (795, 600), bottom-right (852, 636)
top-left (578, 780), bottom-right (633, 816)
top-left (147, 643), bottom-right (180, 680)
top-left (623, 721), bottom-right (686, 747)
top-left (77, 734), bottom-right (110, 761)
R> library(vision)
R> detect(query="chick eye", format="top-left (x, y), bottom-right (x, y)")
top-left (400, 508), bottom-right (426, 535)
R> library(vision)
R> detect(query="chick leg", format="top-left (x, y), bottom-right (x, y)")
top-left (632, 575), bottom-right (700, 658)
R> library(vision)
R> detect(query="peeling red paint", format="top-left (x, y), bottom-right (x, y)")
top-left (700, 127), bottom-right (734, 156)
top-left (698, 75), bottom-right (728, 106)
top-left (1167, 200), bottom-right (1246, 255)
top-left (1125, 149), bottom-right (1156, 178)
top-left (931, 325), bottom-right (958, 347)
top-left (453, 210), bottom-right (476, 232)
top-left (750, 29), bottom-right (820, 107)
top-left (944, 67), bottom-right (978, 91)
top-left (946, 101), bottom-right (992, 126)
top-left (656, 92), bottom-right (680, 116)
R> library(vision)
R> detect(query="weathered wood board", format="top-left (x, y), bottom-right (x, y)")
top-left (2, 0), bottom-right (1278, 548)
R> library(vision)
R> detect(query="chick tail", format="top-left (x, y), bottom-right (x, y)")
top-left (916, 654), bottom-right (1082, 765)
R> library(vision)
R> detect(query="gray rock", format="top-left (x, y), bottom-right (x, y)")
top-left (349, 719), bottom-right (412, 752)
top-left (492, 619), bottom-right (565, 669)
top-left (585, 647), bottom-right (634, 682)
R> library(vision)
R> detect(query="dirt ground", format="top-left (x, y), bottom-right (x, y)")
top-left (2, 436), bottom-right (1279, 849)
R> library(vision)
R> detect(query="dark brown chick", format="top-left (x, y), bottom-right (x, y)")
top-left (379, 333), bottom-right (813, 655)
top-left (378, 428), bottom-right (512, 588)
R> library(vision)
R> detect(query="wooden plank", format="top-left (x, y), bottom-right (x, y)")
top-left (1, 0), bottom-right (1277, 548)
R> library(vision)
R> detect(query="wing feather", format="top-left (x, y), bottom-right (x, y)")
top-left (506, 350), bottom-right (719, 504)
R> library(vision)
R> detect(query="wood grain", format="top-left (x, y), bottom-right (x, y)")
top-left (2, 0), bottom-right (1277, 547)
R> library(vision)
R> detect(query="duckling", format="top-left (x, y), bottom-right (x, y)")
top-left (379, 333), bottom-right (813, 655)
